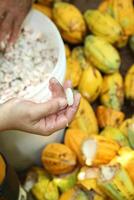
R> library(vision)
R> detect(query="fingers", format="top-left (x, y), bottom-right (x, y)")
top-left (0, 11), bottom-right (6, 26)
top-left (37, 93), bottom-right (81, 136)
top-left (63, 80), bottom-right (72, 89)
top-left (0, 13), bottom-right (22, 47)
top-left (49, 78), bottom-right (73, 101)
top-left (0, 13), bottom-right (13, 43)
top-left (17, 92), bottom-right (80, 136)
top-left (65, 93), bottom-right (81, 124)
top-left (31, 97), bottom-right (67, 119)
top-left (51, 93), bottom-right (81, 131)
top-left (39, 114), bottom-right (68, 136)
top-left (8, 16), bottom-right (23, 44)
top-left (49, 78), bottom-right (66, 98)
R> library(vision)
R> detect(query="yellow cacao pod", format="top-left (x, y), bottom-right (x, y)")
top-left (64, 44), bottom-right (71, 58)
top-left (31, 166), bottom-right (51, 181)
top-left (33, 3), bottom-right (52, 19)
top-left (96, 105), bottom-right (125, 128)
top-left (98, 0), bottom-right (113, 14)
top-left (69, 96), bottom-right (99, 135)
top-left (119, 117), bottom-right (134, 149)
top-left (77, 167), bottom-right (105, 199)
top-left (125, 64), bottom-right (134, 100)
top-left (99, 0), bottom-right (134, 37)
top-left (78, 66), bottom-right (103, 102)
top-left (98, 0), bottom-right (129, 48)
top-left (53, 168), bottom-right (79, 193)
top-left (81, 135), bottom-right (120, 167)
top-left (32, 179), bottom-right (59, 200)
top-left (84, 35), bottom-right (121, 74)
top-left (100, 126), bottom-right (129, 147)
top-left (111, 147), bottom-right (134, 183)
top-left (59, 187), bottom-right (88, 200)
top-left (112, 0), bottom-right (134, 36)
top-left (41, 143), bottom-right (77, 175)
top-left (100, 72), bottom-right (124, 111)
top-left (53, 2), bottom-right (86, 44)
top-left (65, 57), bottom-right (82, 88)
top-left (77, 179), bottom-right (105, 200)
top-left (120, 118), bottom-right (134, 137)
top-left (84, 9), bottom-right (122, 44)
top-left (72, 47), bottom-right (89, 70)
top-left (98, 164), bottom-right (134, 200)
top-left (64, 129), bottom-right (89, 165)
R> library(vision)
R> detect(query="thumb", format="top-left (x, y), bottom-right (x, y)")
top-left (31, 97), bottom-right (67, 119)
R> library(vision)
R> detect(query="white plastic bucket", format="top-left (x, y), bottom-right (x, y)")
top-left (0, 9), bottom-right (66, 170)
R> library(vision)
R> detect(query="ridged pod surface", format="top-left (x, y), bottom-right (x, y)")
top-left (125, 65), bottom-right (134, 100)
top-left (65, 57), bottom-right (82, 88)
top-left (84, 10), bottom-right (122, 44)
top-left (111, 147), bottom-right (134, 183)
top-left (100, 72), bottom-right (124, 111)
top-left (100, 126), bottom-right (129, 147)
top-left (96, 105), bottom-right (125, 128)
top-left (98, 165), bottom-right (134, 200)
top-left (81, 135), bottom-right (120, 166)
top-left (120, 118), bottom-right (134, 149)
top-left (84, 35), bottom-right (121, 74)
top-left (41, 143), bottom-right (77, 175)
top-left (72, 47), bottom-right (89, 70)
top-left (111, 0), bottom-right (134, 36)
top-left (78, 66), bottom-right (103, 102)
top-left (64, 129), bottom-right (88, 165)
top-left (53, 2), bottom-right (86, 44)
top-left (69, 97), bottom-right (98, 135)
top-left (59, 187), bottom-right (88, 200)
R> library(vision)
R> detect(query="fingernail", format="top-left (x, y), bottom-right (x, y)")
top-left (59, 98), bottom-right (67, 108)
top-left (50, 77), bottom-right (58, 84)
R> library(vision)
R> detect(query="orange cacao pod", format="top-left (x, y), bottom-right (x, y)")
top-left (41, 143), bottom-right (77, 175)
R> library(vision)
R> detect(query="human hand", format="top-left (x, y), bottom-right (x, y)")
top-left (0, 0), bottom-right (32, 46)
top-left (0, 78), bottom-right (81, 136)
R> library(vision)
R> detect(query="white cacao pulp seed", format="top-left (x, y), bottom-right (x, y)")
top-left (65, 88), bottom-right (74, 106)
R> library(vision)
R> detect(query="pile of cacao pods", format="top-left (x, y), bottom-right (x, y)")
top-left (24, 0), bottom-right (134, 200)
